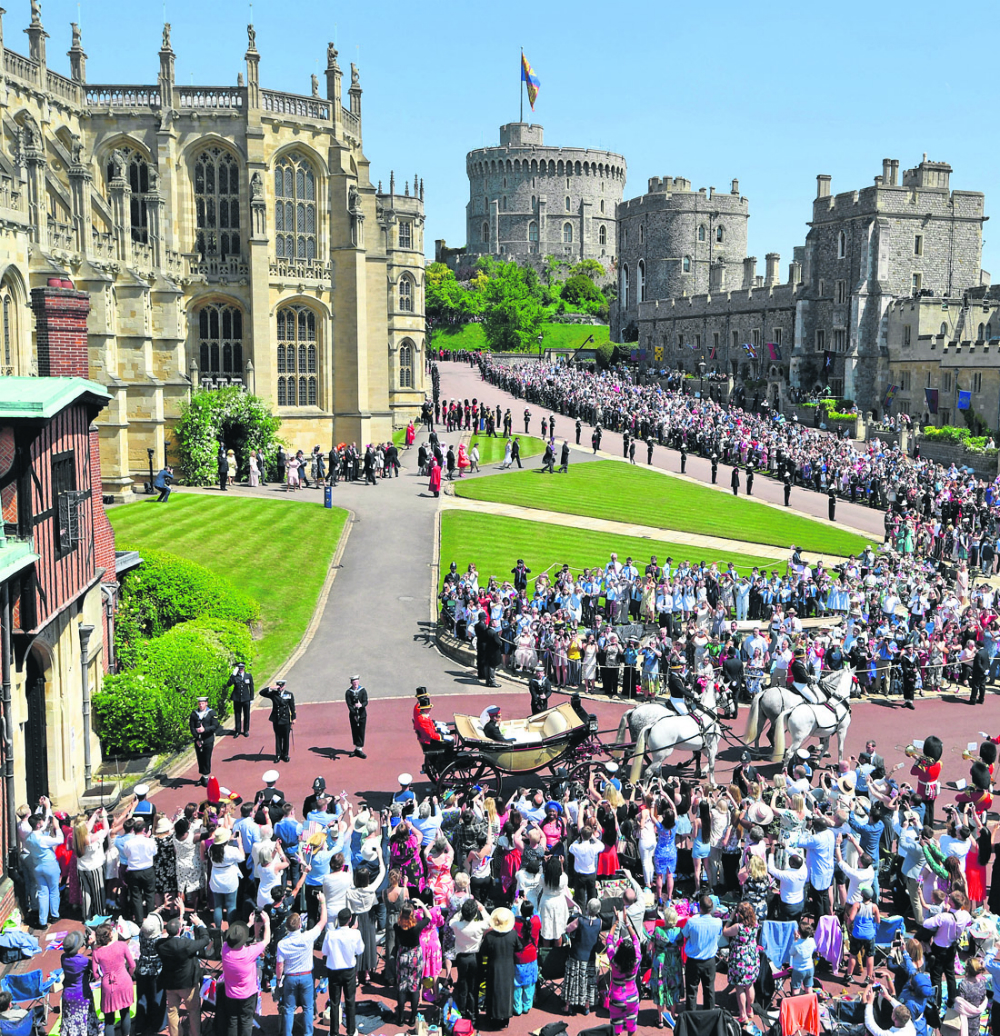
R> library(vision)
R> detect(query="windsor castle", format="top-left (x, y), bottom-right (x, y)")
top-left (0, 4), bottom-right (426, 499)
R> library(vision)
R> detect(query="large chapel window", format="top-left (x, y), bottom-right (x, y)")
top-left (195, 148), bottom-right (241, 259)
top-left (274, 152), bottom-right (317, 261)
top-left (106, 146), bottom-right (154, 244)
top-left (276, 305), bottom-right (318, 407)
top-left (198, 304), bottom-right (243, 379)
top-left (398, 340), bottom-right (413, 388)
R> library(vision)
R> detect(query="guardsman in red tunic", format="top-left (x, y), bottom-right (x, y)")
top-left (907, 734), bottom-right (943, 827)
top-left (957, 761), bottom-right (993, 815)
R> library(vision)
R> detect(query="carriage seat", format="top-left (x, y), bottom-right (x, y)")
top-left (453, 714), bottom-right (543, 745)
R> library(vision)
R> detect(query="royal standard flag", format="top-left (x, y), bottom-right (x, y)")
top-left (521, 52), bottom-right (540, 109)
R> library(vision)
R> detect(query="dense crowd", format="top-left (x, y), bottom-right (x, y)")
top-left (16, 728), bottom-right (1000, 1036)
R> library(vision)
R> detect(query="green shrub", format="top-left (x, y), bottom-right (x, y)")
top-left (94, 617), bottom-right (250, 756)
top-left (595, 342), bottom-right (615, 369)
top-left (119, 548), bottom-right (260, 638)
top-left (93, 669), bottom-right (168, 756)
top-left (560, 275), bottom-right (604, 305)
top-left (828, 411), bottom-right (856, 421)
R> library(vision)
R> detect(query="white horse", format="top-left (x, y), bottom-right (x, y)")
top-left (744, 684), bottom-right (812, 756)
top-left (614, 681), bottom-right (721, 782)
top-left (769, 667), bottom-right (854, 764)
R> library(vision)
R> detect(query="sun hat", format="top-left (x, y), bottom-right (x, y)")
top-left (746, 801), bottom-right (774, 827)
top-left (490, 907), bottom-right (515, 933)
top-left (212, 828), bottom-right (233, 845)
top-left (837, 773), bottom-right (858, 794)
top-left (352, 810), bottom-right (372, 833)
top-left (154, 817), bottom-right (172, 836)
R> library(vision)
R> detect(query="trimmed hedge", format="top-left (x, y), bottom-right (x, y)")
top-left (94, 617), bottom-right (252, 756)
top-left (920, 424), bottom-right (997, 454)
top-left (118, 547), bottom-right (260, 638)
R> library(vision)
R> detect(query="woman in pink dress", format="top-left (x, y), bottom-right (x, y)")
top-left (428, 457), bottom-right (442, 498)
top-left (456, 443), bottom-right (470, 477)
top-left (90, 922), bottom-right (136, 1036)
top-left (419, 900), bottom-right (445, 980)
top-left (405, 421), bottom-right (415, 448)
top-left (285, 454), bottom-right (299, 491)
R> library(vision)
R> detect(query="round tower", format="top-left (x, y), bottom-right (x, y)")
top-left (613, 177), bottom-right (749, 340)
top-left (464, 123), bottom-right (626, 269)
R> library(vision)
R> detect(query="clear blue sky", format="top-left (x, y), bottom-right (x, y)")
top-left (31, 0), bottom-right (999, 275)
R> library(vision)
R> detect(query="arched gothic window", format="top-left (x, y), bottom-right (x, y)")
top-left (106, 145), bottom-right (153, 243)
top-left (638, 260), bottom-right (646, 303)
top-left (940, 323), bottom-right (948, 336)
top-left (621, 264), bottom-right (629, 309)
top-left (599, 225), bottom-right (606, 246)
top-left (698, 225), bottom-right (706, 242)
top-left (716, 225), bottom-right (724, 243)
top-left (399, 340), bottom-right (414, 388)
top-left (274, 151), bottom-right (317, 261)
top-left (0, 281), bottom-right (17, 375)
top-left (682, 256), bottom-right (691, 273)
top-left (838, 230), bottom-right (846, 259)
top-left (276, 305), bottom-right (317, 407)
top-left (194, 147), bottom-right (241, 258)
top-left (197, 303), bottom-right (243, 379)
top-left (399, 276), bottom-right (414, 312)
top-left (482, 222), bottom-right (489, 244)
top-left (979, 323), bottom-right (985, 340)
top-left (562, 222), bottom-right (573, 244)
top-left (528, 221), bottom-right (538, 242)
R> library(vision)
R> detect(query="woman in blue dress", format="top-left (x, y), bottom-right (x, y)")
top-left (691, 796), bottom-right (713, 893)
top-left (652, 799), bottom-right (677, 905)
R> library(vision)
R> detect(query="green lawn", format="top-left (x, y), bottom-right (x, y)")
top-left (454, 461), bottom-right (869, 556)
top-left (440, 511), bottom-right (777, 590)
top-left (466, 434), bottom-right (545, 465)
top-left (434, 321), bottom-right (611, 353)
top-left (109, 494), bottom-right (348, 679)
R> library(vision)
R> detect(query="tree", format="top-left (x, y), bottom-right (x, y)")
top-left (561, 274), bottom-right (605, 305)
top-left (175, 386), bottom-right (283, 485)
top-left (570, 258), bottom-right (605, 281)
top-left (543, 254), bottom-right (568, 287)
top-left (480, 261), bottom-right (544, 351)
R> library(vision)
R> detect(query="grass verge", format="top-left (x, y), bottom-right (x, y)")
top-left (454, 461), bottom-right (868, 556)
top-left (433, 321), bottom-right (611, 353)
top-left (464, 434), bottom-right (546, 465)
top-left (440, 511), bottom-right (779, 591)
top-left (109, 493), bottom-right (348, 678)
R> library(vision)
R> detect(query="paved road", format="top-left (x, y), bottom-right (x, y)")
top-left (436, 358), bottom-right (888, 540)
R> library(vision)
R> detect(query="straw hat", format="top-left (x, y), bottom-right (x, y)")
top-left (490, 907), bottom-right (515, 933)
top-left (745, 801), bottom-right (774, 827)
top-left (154, 816), bottom-right (172, 836)
top-left (837, 773), bottom-right (858, 795)
top-left (212, 828), bottom-right (233, 845)
top-left (352, 810), bottom-right (372, 833)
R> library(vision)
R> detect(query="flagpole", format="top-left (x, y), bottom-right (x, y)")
top-left (520, 48), bottom-right (524, 123)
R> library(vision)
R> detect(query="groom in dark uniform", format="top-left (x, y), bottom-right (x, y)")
top-left (226, 661), bottom-right (255, 737)
top-left (189, 694), bottom-right (223, 787)
top-left (260, 679), bottom-right (296, 763)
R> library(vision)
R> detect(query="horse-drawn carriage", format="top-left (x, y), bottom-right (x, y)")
top-left (419, 696), bottom-right (609, 796)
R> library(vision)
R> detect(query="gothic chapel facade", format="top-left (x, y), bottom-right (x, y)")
top-left (0, 6), bottom-right (425, 497)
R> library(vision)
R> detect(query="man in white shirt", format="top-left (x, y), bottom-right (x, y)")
top-left (322, 852), bottom-right (353, 920)
top-left (276, 896), bottom-right (327, 1036)
top-left (767, 852), bottom-right (807, 921)
top-left (836, 837), bottom-right (875, 904)
top-left (863, 986), bottom-right (916, 1036)
top-left (122, 819), bottom-right (157, 923)
top-left (321, 908), bottom-right (365, 1036)
top-left (450, 899), bottom-right (492, 1021)
top-left (569, 827), bottom-right (605, 908)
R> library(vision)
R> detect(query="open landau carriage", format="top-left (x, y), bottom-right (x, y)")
top-left (419, 696), bottom-right (607, 795)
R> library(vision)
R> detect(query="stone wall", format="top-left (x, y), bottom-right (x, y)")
top-left (916, 436), bottom-right (998, 479)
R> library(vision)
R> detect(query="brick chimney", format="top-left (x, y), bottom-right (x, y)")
top-left (31, 277), bottom-right (91, 378)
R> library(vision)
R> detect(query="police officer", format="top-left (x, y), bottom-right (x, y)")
top-left (226, 661), bottom-right (255, 737)
top-left (528, 663), bottom-right (552, 715)
top-left (345, 675), bottom-right (369, 758)
top-left (680, 443), bottom-right (687, 473)
top-left (746, 464), bottom-right (754, 496)
top-left (828, 486), bottom-right (837, 522)
top-left (189, 694), bottom-right (223, 787)
top-left (260, 679), bottom-right (296, 763)
top-left (217, 446), bottom-right (229, 492)
top-left (731, 465), bottom-right (740, 497)
top-left (711, 453), bottom-right (719, 484)
top-left (575, 419), bottom-right (582, 445)
top-left (783, 471), bottom-right (792, 507)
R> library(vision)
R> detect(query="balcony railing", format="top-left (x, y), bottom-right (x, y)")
top-left (200, 376), bottom-right (245, 391)
top-left (164, 249), bottom-right (184, 275)
top-left (91, 229), bottom-right (115, 259)
top-left (176, 86), bottom-right (244, 110)
top-left (341, 108), bottom-right (361, 138)
top-left (85, 85), bottom-right (161, 109)
top-left (131, 240), bottom-right (152, 269)
top-left (186, 254), bottom-right (249, 280)
top-left (269, 257), bottom-right (332, 281)
top-left (261, 89), bottom-right (330, 120)
top-left (4, 50), bottom-right (38, 85)
top-left (47, 218), bottom-right (74, 250)
top-left (46, 69), bottom-right (79, 104)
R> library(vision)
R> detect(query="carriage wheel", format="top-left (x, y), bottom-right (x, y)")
top-left (435, 756), bottom-right (503, 798)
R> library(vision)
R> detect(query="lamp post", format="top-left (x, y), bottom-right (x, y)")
top-left (146, 447), bottom-right (155, 495)
top-left (537, 332), bottom-right (544, 364)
